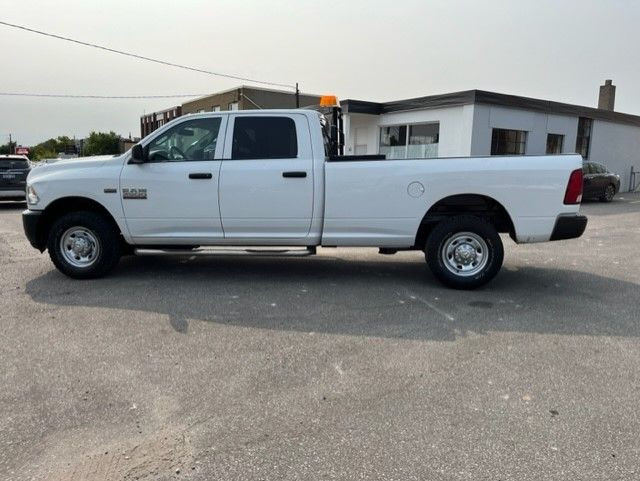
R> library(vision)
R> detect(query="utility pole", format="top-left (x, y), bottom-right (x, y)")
top-left (295, 83), bottom-right (300, 108)
top-left (9, 133), bottom-right (13, 154)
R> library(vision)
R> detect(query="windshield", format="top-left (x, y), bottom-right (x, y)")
top-left (0, 159), bottom-right (29, 170)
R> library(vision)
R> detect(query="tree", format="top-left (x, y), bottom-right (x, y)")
top-left (83, 131), bottom-right (120, 156)
top-left (29, 136), bottom-right (74, 160)
top-left (30, 145), bottom-right (58, 160)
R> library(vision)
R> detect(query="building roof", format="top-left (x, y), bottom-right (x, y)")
top-left (341, 89), bottom-right (640, 127)
top-left (182, 84), bottom-right (319, 105)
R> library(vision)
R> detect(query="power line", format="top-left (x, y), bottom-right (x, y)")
top-left (0, 92), bottom-right (207, 99)
top-left (0, 20), bottom-right (296, 90)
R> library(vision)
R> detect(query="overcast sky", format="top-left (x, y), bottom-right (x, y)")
top-left (1, 0), bottom-right (638, 146)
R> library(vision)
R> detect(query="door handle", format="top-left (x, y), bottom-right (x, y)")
top-left (282, 171), bottom-right (307, 178)
top-left (189, 173), bottom-right (212, 179)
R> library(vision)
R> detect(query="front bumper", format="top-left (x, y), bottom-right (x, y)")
top-left (22, 209), bottom-right (44, 251)
top-left (550, 214), bottom-right (588, 241)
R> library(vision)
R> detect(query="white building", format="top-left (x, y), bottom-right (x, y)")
top-left (342, 81), bottom-right (640, 192)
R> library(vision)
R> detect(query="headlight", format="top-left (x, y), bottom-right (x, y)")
top-left (27, 185), bottom-right (39, 205)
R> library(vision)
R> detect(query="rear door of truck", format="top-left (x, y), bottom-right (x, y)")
top-left (218, 113), bottom-right (314, 240)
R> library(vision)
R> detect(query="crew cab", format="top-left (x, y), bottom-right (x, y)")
top-left (22, 107), bottom-right (587, 289)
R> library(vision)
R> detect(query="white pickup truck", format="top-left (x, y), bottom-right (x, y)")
top-left (23, 107), bottom-right (587, 289)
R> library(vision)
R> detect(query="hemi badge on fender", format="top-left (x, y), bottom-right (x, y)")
top-left (104, 188), bottom-right (117, 194)
top-left (122, 188), bottom-right (147, 199)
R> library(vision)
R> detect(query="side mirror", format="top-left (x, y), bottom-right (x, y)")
top-left (130, 144), bottom-right (146, 164)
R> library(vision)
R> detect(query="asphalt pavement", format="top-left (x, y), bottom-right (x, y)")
top-left (1, 194), bottom-right (639, 480)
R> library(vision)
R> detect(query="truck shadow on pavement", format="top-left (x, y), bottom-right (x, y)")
top-left (24, 254), bottom-right (640, 341)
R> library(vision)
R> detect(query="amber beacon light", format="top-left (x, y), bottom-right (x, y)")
top-left (319, 95), bottom-right (339, 107)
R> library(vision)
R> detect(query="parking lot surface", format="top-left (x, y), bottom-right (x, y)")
top-left (1, 195), bottom-right (639, 481)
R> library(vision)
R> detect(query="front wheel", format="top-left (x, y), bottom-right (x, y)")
top-left (47, 211), bottom-right (121, 279)
top-left (425, 215), bottom-right (504, 289)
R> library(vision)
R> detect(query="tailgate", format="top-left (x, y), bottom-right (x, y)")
top-left (0, 159), bottom-right (30, 190)
top-left (0, 167), bottom-right (29, 189)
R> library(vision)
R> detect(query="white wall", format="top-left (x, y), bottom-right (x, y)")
top-left (470, 105), bottom-right (578, 156)
top-left (345, 103), bottom-right (640, 192)
top-left (590, 120), bottom-right (640, 191)
top-left (344, 104), bottom-right (475, 158)
top-left (471, 105), bottom-right (640, 190)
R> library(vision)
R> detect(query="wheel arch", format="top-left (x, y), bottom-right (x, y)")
top-left (414, 193), bottom-right (515, 248)
top-left (33, 196), bottom-right (123, 251)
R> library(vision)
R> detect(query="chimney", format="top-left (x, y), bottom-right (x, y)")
top-left (598, 79), bottom-right (616, 111)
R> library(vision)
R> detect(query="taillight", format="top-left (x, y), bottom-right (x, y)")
top-left (564, 168), bottom-right (583, 204)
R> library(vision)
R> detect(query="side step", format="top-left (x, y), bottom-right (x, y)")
top-left (134, 246), bottom-right (317, 257)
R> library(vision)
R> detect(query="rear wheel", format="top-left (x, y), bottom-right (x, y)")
top-left (47, 211), bottom-right (121, 279)
top-left (425, 215), bottom-right (504, 289)
top-left (600, 184), bottom-right (615, 202)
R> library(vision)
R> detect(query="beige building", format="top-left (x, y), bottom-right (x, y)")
top-left (140, 86), bottom-right (322, 137)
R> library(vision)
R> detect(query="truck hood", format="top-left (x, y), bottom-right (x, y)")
top-left (28, 155), bottom-right (122, 181)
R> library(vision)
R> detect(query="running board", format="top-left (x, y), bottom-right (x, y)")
top-left (134, 246), bottom-right (317, 257)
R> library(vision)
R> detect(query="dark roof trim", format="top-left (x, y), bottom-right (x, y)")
top-left (474, 90), bottom-right (640, 127)
top-left (340, 90), bottom-right (478, 115)
top-left (341, 89), bottom-right (640, 127)
top-left (340, 99), bottom-right (384, 115)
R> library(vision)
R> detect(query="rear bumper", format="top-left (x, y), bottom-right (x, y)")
top-left (22, 209), bottom-right (44, 251)
top-left (0, 189), bottom-right (26, 199)
top-left (550, 214), bottom-right (588, 241)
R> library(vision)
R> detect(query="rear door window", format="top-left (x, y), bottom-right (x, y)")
top-left (0, 159), bottom-right (29, 170)
top-left (231, 117), bottom-right (298, 160)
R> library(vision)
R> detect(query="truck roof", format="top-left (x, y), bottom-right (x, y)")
top-left (182, 108), bottom-right (321, 118)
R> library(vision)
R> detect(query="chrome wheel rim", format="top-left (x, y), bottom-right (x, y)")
top-left (441, 231), bottom-right (489, 277)
top-left (605, 185), bottom-right (614, 201)
top-left (59, 227), bottom-right (100, 268)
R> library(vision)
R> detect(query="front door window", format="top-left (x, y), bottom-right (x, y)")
top-left (147, 118), bottom-right (221, 162)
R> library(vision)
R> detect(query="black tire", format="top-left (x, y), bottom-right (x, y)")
top-left (47, 211), bottom-right (121, 279)
top-left (600, 184), bottom-right (615, 202)
top-left (425, 215), bottom-right (504, 289)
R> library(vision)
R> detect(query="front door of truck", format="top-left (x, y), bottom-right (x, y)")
top-left (120, 116), bottom-right (226, 243)
top-left (218, 114), bottom-right (314, 241)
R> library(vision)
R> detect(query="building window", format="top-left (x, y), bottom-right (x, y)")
top-left (212, 105), bottom-right (221, 112)
top-left (228, 102), bottom-right (239, 111)
top-left (408, 123), bottom-right (439, 158)
top-left (546, 133), bottom-right (564, 154)
top-left (379, 125), bottom-right (406, 159)
top-left (231, 117), bottom-right (297, 160)
top-left (379, 123), bottom-right (439, 159)
top-left (491, 128), bottom-right (527, 155)
top-left (575, 117), bottom-right (592, 158)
